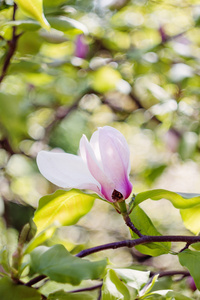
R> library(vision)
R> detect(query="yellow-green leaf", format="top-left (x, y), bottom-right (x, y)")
top-left (133, 189), bottom-right (200, 235)
top-left (33, 189), bottom-right (96, 234)
top-left (180, 204), bottom-right (200, 235)
top-left (25, 226), bottom-right (56, 254)
top-left (14, 0), bottom-right (50, 30)
top-left (134, 189), bottom-right (200, 209)
top-left (102, 269), bottom-right (130, 300)
top-left (129, 205), bottom-right (171, 256)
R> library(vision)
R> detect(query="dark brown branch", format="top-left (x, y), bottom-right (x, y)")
top-left (0, 4), bottom-right (22, 84)
top-left (76, 235), bottom-right (200, 258)
top-left (123, 214), bottom-right (143, 237)
top-left (69, 283), bottom-right (102, 293)
top-left (0, 137), bottom-right (16, 155)
top-left (25, 275), bottom-right (46, 287)
top-left (151, 270), bottom-right (190, 279)
top-left (24, 237), bottom-right (195, 288)
top-left (97, 288), bottom-right (102, 300)
top-left (179, 242), bottom-right (192, 253)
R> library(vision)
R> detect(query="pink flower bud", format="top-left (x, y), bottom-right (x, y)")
top-left (187, 276), bottom-right (197, 292)
top-left (74, 34), bottom-right (89, 59)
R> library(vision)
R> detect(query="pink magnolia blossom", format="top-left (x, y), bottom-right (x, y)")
top-left (74, 34), bottom-right (89, 59)
top-left (37, 126), bottom-right (132, 202)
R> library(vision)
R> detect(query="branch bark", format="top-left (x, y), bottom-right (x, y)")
top-left (25, 275), bottom-right (46, 287)
top-left (0, 4), bottom-right (22, 84)
top-left (76, 235), bottom-right (200, 258)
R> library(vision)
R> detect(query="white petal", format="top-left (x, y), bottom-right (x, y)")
top-left (89, 130), bottom-right (102, 166)
top-left (37, 151), bottom-right (100, 193)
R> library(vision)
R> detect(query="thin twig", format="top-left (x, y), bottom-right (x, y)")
top-left (179, 242), bottom-right (192, 253)
top-left (150, 270), bottom-right (190, 278)
top-left (69, 283), bottom-right (102, 293)
top-left (97, 288), bottom-right (102, 300)
top-left (123, 214), bottom-right (143, 237)
top-left (0, 4), bottom-right (23, 84)
top-left (76, 235), bottom-right (200, 258)
top-left (25, 275), bottom-right (46, 287)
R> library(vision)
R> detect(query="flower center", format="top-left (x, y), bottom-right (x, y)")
top-left (112, 189), bottom-right (123, 201)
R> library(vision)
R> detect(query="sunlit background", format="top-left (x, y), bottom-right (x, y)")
top-left (0, 0), bottom-right (200, 296)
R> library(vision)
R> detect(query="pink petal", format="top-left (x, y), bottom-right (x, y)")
top-left (79, 135), bottom-right (115, 201)
top-left (98, 127), bottom-right (132, 200)
top-left (100, 126), bottom-right (131, 171)
top-left (37, 151), bottom-right (100, 194)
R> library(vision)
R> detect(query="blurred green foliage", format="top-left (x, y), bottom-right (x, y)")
top-left (0, 0), bottom-right (200, 298)
top-left (0, 0), bottom-right (200, 205)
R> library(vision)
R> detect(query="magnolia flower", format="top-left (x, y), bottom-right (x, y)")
top-left (74, 34), bottom-right (89, 59)
top-left (37, 126), bottom-right (132, 202)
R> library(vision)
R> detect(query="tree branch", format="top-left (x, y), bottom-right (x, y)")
top-left (25, 275), bottom-right (46, 287)
top-left (151, 270), bottom-right (190, 279)
top-left (0, 4), bottom-right (22, 84)
top-left (69, 283), bottom-right (102, 293)
top-left (76, 235), bottom-right (200, 258)
top-left (123, 214), bottom-right (143, 237)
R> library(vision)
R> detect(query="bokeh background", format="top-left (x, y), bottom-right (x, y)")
top-left (0, 0), bottom-right (200, 297)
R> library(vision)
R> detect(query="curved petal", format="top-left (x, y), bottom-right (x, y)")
top-left (100, 126), bottom-right (130, 171)
top-left (89, 130), bottom-right (102, 167)
top-left (79, 135), bottom-right (115, 202)
top-left (37, 151), bottom-right (101, 193)
top-left (98, 127), bottom-right (132, 199)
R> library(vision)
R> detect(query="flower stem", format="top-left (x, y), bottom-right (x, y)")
top-left (118, 201), bottom-right (143, 237)
top-left (118, 201), bottom-right (127, 214)
top-left (123, 214), bottom-right (143, 237)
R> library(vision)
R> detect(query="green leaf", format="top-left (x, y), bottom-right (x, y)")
top-left (129, 206), bottom-right (171, 256)
top-left (102, 269), bottom-right (130, 300)
top-left (114, 268), bottom-right (150, 291)
top-left (0, 277), bottom-right (41, 300)
top-left (165, 291), bottom-right (191, 300)
top-left (144, 290), bottom-right (191, 299)
top-left (48, 290), bottom-right (94, 300)
top-left (14, 0), bottom-right (50, 30)
top-left (180, 204), bottom-right (200, 235)
top-left (25, 226), bottom-right (56, 254)
top-left (30, 244), bottom-right (107, 285)
top-left (43, 0), bottom-right (68, 6)
top-left (47, 16), bottom-right (88, 35)
top-left (0, 246), bottom-right (10, 273)
top-left (33, 189), bottom-right (96, 234)
top-left (4, 20), bottom-right (40, 31)
top-left (134, 189), bottom-right (200, 209)
top-left (178, 249), bottom-right (200, 291)
top-left (139, 274), bottom-right (159, 298)
top-left (8, 60), bottom-right (40, 73)
top-left (191, 241), bottom-right (200, 250)
top-left (133, 189), bottom-right (200, 234)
